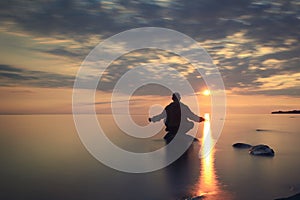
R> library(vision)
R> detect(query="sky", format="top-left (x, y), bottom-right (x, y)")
top-left (0, 0), bottom-right (299, 114)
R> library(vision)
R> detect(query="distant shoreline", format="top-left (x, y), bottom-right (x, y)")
top-left (271, 110), bottom-right (300, 114)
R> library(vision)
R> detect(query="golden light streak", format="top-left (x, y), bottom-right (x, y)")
top-left (197, 113), bottom-right (218, 197)
top-left (196, 114), bottom-right (233, 199)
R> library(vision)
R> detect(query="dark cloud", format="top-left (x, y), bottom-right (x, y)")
top-left (245, 1), bottom-right (300, 42)
top-left (0, 0), bottom-right (277, 39)
top-left (1, 0), bottom-right (299, 43)
top-left (0, 0), bottom-right (120, 37)
top-left (0, 64), bottom-right (74, 87)
top-left (0, 64), bottom-right (23, 72)
top-left (44, 48), bottom-right (84, 59)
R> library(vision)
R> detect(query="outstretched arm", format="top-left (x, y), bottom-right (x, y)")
top-left (149, 110), bottom-right (166, 122)
top-left (186, 106), bottom-right (205, 123)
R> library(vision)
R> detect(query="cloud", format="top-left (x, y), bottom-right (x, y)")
top-left (0, 0), bottom-right (299, 97)
top-left (0, 0), bottom-right (122, 37)
top-left (1, 0), bottom-right (299, 43)
top-left (44, 48), bottom-right (84, 59)
top-left (238, 86), bottom-right (300, 97)
top-left (0, 64), bottom-right (23, 72)
top-left (0, 64), bottom-right (74, 87)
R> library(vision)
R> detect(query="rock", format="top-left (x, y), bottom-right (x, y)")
top-left (249, 144), bottom-right (275, 156)
top-left (275, 192), bottom-right (300, 200)
top-left (185, 195), bottom-right (205, 200)
top-left (232, 143), bottom-right (252, 149)
top-left (256, 129), bottom-right (269, 132)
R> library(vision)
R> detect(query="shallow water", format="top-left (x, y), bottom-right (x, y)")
top-left (0, 114), bottom-right (300, 200)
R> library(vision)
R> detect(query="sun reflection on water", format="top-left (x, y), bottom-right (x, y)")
top-left (196, 112), bottom-right (235, 200)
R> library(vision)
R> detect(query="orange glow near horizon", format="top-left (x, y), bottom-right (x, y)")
top-left (0, 86), bottom-right (299, 114)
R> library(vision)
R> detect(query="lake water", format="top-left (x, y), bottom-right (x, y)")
top-left (1, 114), bottom-right (300, 200)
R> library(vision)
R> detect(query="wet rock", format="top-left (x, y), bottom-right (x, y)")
top-left (249, 144), bottom-right (275, 157)
top-left (185, 195), bottom-right (205, 200)
top-left (232, 143), bottom-right (252, 149)
top-left (275, 192), bottom-right (300, 200)
top-left (256, 129), bottom-right (269, 132)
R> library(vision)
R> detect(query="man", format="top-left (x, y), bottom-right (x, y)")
top-left (149, 92), bottom-right (205, 143)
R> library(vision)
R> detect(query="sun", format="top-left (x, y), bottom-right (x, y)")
top-left (203, 89), bottom-right (211, 96)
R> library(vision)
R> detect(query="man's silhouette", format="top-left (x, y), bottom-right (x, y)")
top-left (149, 92), bottom-right (205, 143)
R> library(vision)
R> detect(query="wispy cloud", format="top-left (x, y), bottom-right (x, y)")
top-left (0, 64), bottom-right (74, 87)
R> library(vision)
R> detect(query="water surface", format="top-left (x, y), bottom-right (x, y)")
top-left (1, 114), bottom-right (300, 200)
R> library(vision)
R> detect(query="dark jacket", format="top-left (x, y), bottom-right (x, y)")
top-left (150, 101), bottom-right (202, 129)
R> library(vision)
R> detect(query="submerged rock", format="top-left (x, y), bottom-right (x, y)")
top-left (249, 144), bottom-right (275, 156)
top-left (275, 192), bottom-right (300, 200)
top-left (232, 143), bottom-right (252, 149)
top-left (256, 129), bottom-right (269, 132)
top-left (185, 195), bottom-right (205, 200)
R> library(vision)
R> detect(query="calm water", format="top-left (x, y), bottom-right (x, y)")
top-left (1, 114), bottom-right (300, 200)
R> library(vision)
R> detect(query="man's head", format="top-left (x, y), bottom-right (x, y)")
top-left (172, 92), bottom-right (181, 102)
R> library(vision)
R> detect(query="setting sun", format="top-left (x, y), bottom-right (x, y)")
top-left (203, 89), bottom-right (211, 96)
